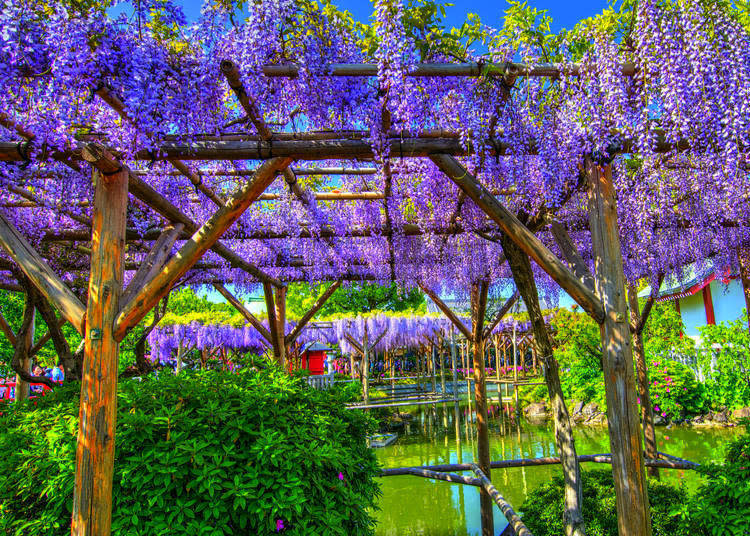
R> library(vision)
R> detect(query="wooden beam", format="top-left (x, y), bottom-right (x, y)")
top-left (120, 224), bottom-right (183, 308)
top-left (0, 309), bottom-right (17, 346)
top-left (482, 290), bottom-right (520, 340)
top-left (470, 281), bottom-right (493, 536)
top-left (634, 273), bottom-right (664, 335)
top-left (71, 150), bottom-right (129, 536)
top-left (261, 61), bottom-right (636, 78)
top-left (127, 172), bottom-right (283, 288)
top-left (470, 464), bottom-right (532, 536)
top-left (430, 154), bottom-right (604, 323)
top-left (419, 284), bottom-right (472, 340)
top-left (114, 157), bottom-right (292, 341)
top-left (29, 316), bottom-right (68, 357)
top-left (0, 213), bottom-right (86, 334)
top-left (739, 248), bottom-right (750, 335)
top-left (212, 283), bottom-right (272, 343)
top-left (550, 220), bottom-right (595, 291)
top-left (586, 159), bottom-right (651, 536)
top-left (285, 281), bottom-right (341, 345)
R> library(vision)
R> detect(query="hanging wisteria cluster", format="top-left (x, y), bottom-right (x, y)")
top-left (147, 312), bottom-right (543, 363)
top-left (1, 0), bottom-right (750, 300)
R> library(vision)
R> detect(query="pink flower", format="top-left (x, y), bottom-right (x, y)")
top-left (338, 472), bottom-right (344, 481)
top-left (654, 394), bottom-right (659, 399)
top-left (666, 388), bottom-right (670, 393)
top-left (276, 520), bottom-right (284, 532)
top-left (662, 412), bottom-right (666, 417)
top-left (654, 406), bottom-right (660, 412)
top-left (637, 397), bottom-right (641, 404)
top-left (665, 435), bottom-right (670, 440)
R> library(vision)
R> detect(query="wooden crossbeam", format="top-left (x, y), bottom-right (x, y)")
top-left (419, 284), bottom-right (472, 340)
top-left (550, 220), bottom-right (595, 291)
top-left (430, 154), bottom-right (605, 324)
top-left (114, 157), bottom-right (292, 341)
top-left (0, 213), bottom-right (86, 335)
top-left (212, 283), bottom-right (272, 343)
top-left (344, 332), bottom-right (364, 355)
top-left (482, 290), bottom-right (520, 340)
top-left (285, 280), bottom-right (341, 345)
top-left (121, 224), bottom-right (183, 308)
top-left (29, 316), bottom-right (68, 357)
top-left (261, 61), bottom-right (636, 78)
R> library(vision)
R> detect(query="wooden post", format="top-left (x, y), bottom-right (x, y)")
top-left (14, 306), bottom-right (34, 402)
top-left (430, 343), bottom-right (437, 393)
top-left (628, 285), bottom-right (659, 479)
top-left (274, 285), bottom-right (287, 367)
top-left (449, 327), bottom-right (462, 457)
top-left (502, 234), bottom-right (586, 536)
top-left (71, 155), bottom-right (128, 536)
top-left (587, 159), bottom-right (651, 536)
top-left (738, 248), bottom-right (750, 335)
top-left (0, 309), bottom-right (17, 346)
top-left (362, 326), bottom-right (370, 405)
top-left (470, 281), bottom-right (493, 536)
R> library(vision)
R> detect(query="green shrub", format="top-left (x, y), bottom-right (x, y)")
top-left (520, 469), bottom-right (690, 536)
top-left (698, 315), bottom-right (750, 410)
top-left (0, 368), bottom-right (380, 536)
top-left (675, 424), bottom-right (750, 535)
top-left (647, 358), bottom-right (708, 421)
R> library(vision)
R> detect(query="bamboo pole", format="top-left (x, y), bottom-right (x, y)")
top-left (71, 153), bottom-right (129, 536)
top-left (586, 159), bottom-right (651, 536)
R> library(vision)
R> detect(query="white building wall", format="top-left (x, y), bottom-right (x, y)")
top-left (678, 292), bottom-right (706, 338)
top-left (711, 279), bottom-right (746, 325)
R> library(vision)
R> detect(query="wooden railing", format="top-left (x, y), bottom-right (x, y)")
top-left (304, 373), bottom-right (334, 390)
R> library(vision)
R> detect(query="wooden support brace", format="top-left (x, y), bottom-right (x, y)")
top-left (114, 157), bottom-right (292, 340)
top-left (419, 284), bottom-right (472, 340)
top-left (550, 220), bottom-right (595, 291)
top-left (483, 290), bottom-right (520, 340)
top-left (29, 316), bottom-right (68, 357)
top-left (285, 281), bottom-right (341, 345)
top-left (274, 286), bottom-right (287, 367)
top-left (0, 309), bottom-right (17, 346)
top-left (263, 282), bottom-right (282, 361)
top-left (121, 224), bottom-right (183, 307)
top-left (71, 147), bottom-right (129, 536)
top-left (212, 283), bottom-right (273, 343)
top-left (344, 333), bottom-right (365, 356)
top-left (0, 213), bottom-right (86, 335)
top-left (430, 154), bottom-right (604, 324)
top-left (470, 464), bottom-right (533, 536)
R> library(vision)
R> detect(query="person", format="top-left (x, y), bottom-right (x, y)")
top-left (51, 361), bottom-right (65, 382)
top-left (32, 365), bottom-right (44, 377)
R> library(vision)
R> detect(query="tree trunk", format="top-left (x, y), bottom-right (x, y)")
top-left (738, 248), bottom-right (750, 336)
top-left (501, 234), bottom-right (586, 536)
top-left (628, 285), bottom-right (659, 478)
top-left (587, 160), bottom-right (651, 536)
top-left (470, 281), bottom-right (493, 536)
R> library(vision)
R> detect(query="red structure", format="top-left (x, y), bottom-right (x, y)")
top-left (299, 342), bottom-right (330, 375)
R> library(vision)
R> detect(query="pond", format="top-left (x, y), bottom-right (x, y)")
top-left (373, 401), bottom-right (745, 536)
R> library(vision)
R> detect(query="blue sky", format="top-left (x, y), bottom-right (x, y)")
top-left (173, 0), bottom-right (611, 33)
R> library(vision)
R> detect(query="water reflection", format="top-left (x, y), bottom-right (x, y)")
top-left (374, 402), bottom-right (744, 536)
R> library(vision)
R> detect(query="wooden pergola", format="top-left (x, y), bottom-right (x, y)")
top-left (0, 60), bottom-right (682, 536)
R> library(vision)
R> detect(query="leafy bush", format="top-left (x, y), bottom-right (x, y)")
top-left (674, 424), bottom-right (750, 535)
top-left (521, 469), bottom-right (690, 536)
top-left (647, 358), bottom-right (707, 421)
top-left (0, 368), bottom-right (380, 536)
top-left (698, 315), bottom-right (750, 410)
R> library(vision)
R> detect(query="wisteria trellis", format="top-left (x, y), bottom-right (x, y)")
top-left (1, 1), bottom-right (749, 536)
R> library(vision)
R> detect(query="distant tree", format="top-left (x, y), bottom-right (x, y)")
top-left (286, 282), bottom-right (425, 318)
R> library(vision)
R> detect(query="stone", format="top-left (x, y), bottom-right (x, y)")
top-left (713, 411), bottom-right (728, 424)
top-left (588, 413), bottom-right (607, 425)
top-left (572, 401), bottom-right (585, 415)
top-left (524, 402), bottom-right (547, 417)
top-left (732, 407), bottom-right (750, 420)
top-left (692, 414), bottom-right (704, 424)
top-left (582, 402), bottom-right (599, 416)
top-left (653, 413), bottom-right (665, 426)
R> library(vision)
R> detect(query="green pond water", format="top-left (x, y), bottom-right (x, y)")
top-left (373, 402), bottom-right (745, 536)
